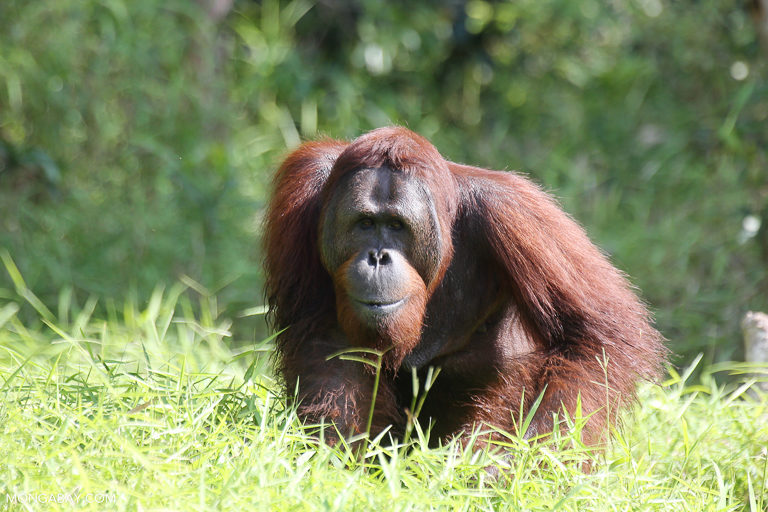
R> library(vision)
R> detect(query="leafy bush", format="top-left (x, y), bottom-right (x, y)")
top-left (1, 0), bottom-right (766, 360)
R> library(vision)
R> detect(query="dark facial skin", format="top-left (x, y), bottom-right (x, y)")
top-left (320, 167), bottom-right (442, 326)
top-left (320, 165), bottom-right (529, 362)
top-left (319, 165), bottom-right (538, 438)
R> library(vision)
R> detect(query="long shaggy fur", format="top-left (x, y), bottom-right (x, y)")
top-left (264, 126), bottom-right (666, 446)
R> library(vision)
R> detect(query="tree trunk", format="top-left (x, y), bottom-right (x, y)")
top-left (742, 311), bottom-right (768, 392)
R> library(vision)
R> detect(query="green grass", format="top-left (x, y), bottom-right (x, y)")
top-left (0, 278), bottom-right (766, 511)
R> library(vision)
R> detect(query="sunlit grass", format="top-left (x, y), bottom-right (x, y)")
top-left (0, 270), bottom-right (766, 510)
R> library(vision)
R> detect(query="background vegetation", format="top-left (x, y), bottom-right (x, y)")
top-left (1, 0), bottom-right (767, 365)
top-left (1, 1), bottom-right (767, 509)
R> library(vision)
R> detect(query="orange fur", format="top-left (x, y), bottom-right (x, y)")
top-left (264, 127), bottom-right (666, 446)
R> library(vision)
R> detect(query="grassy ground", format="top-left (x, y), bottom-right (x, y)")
top-left (1, 268), bottom-right (766, 511)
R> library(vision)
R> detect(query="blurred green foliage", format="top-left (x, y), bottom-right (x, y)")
top-left (1, 0), bottom-right (766, 362)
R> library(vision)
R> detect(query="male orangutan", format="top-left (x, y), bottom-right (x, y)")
top-left (264, 126), bottom-right (665, 446)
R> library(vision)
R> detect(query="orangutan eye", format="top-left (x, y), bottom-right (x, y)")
top-left (358, 217), bottom-right (374, 229)
top-left (387, 219), bottom-right (403, 231)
